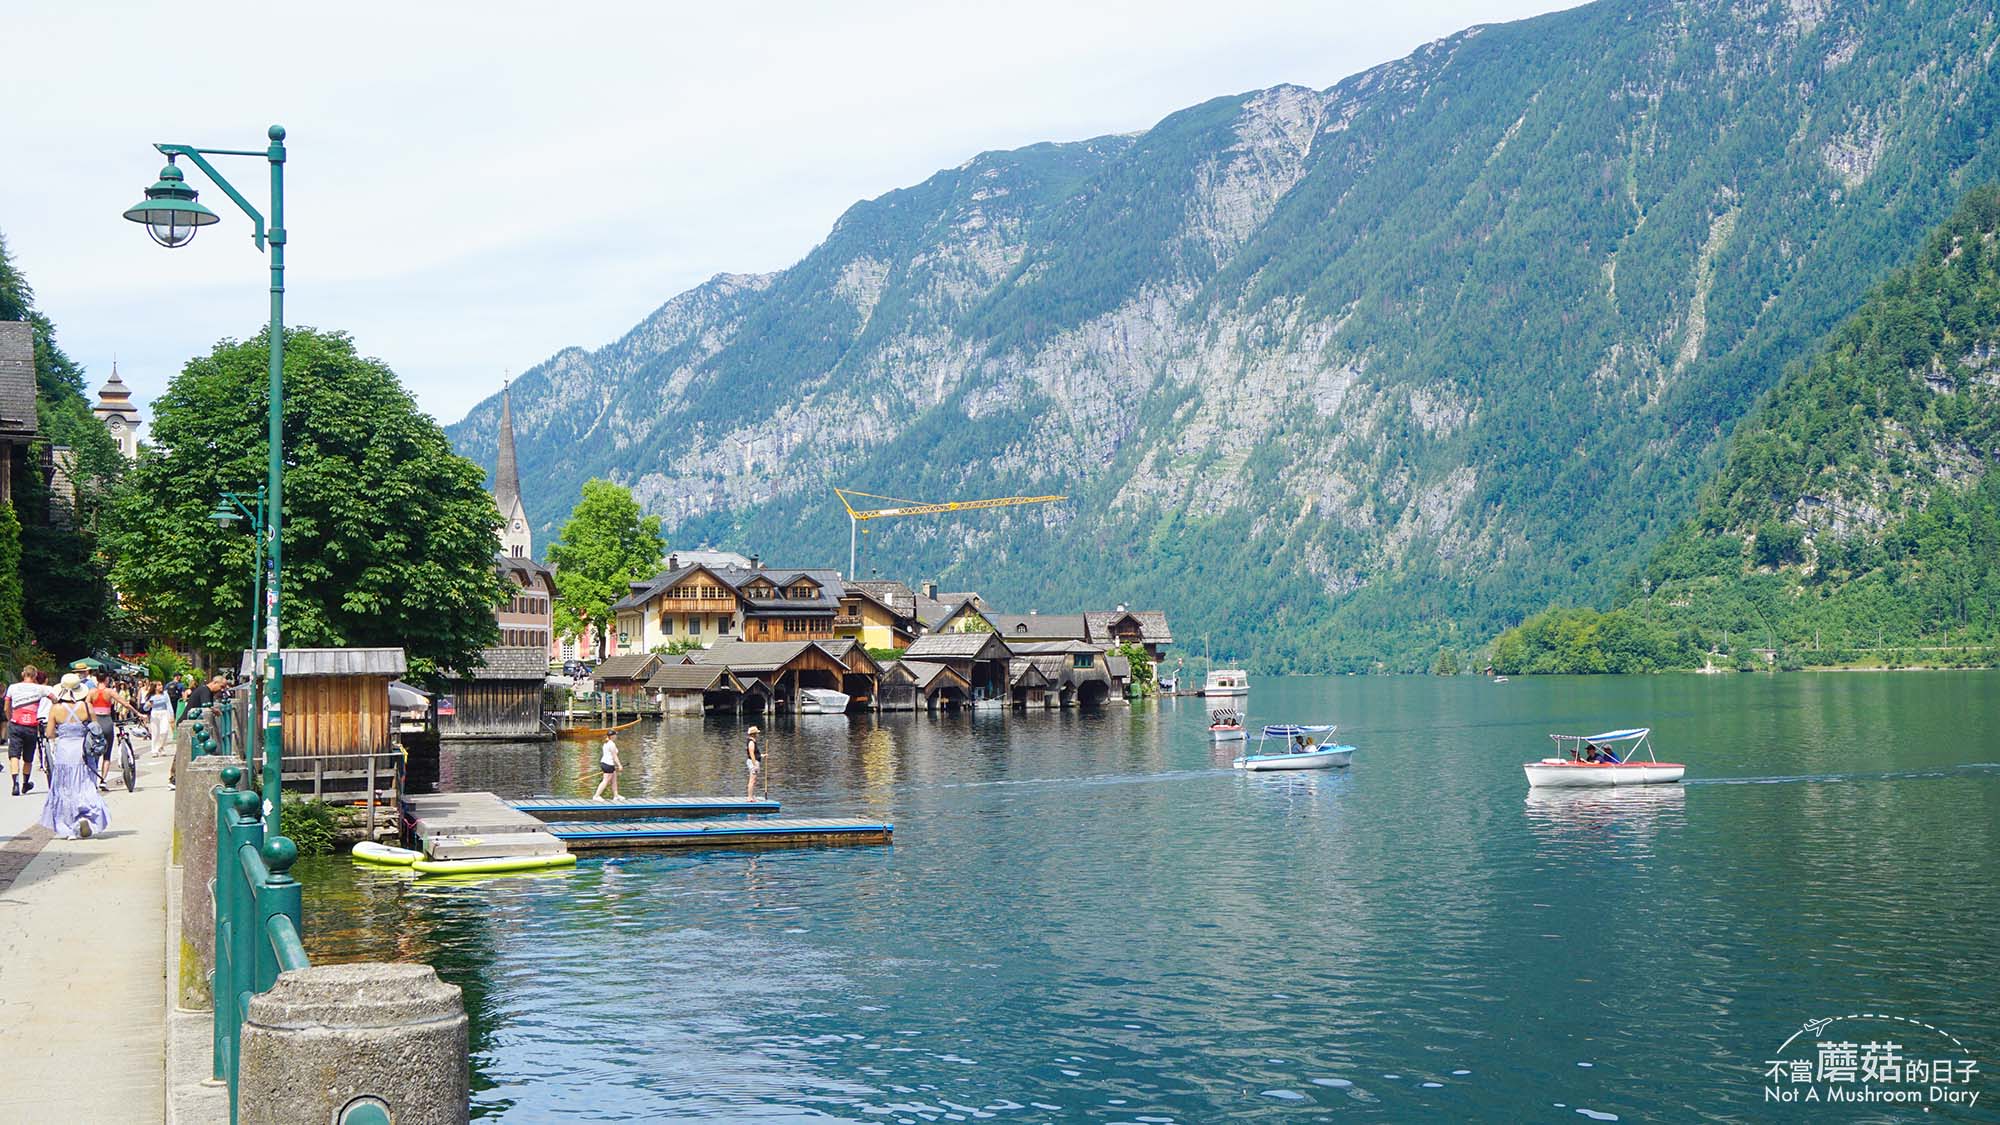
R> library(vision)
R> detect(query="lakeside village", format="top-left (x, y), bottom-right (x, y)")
top-left (464, 391), bottom-right (1178, 737)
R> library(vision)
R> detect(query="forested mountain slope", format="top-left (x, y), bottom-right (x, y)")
top-left (449, 0), bottom-right (2000, 671)
top-left (1623, 186), bottom-right (2000, 665)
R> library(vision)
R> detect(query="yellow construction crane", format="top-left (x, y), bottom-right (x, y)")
top-left (833, 486), bottom-right (1066, 577)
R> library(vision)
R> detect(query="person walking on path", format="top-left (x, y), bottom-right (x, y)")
top-left (6, 665), bottom-right (50, 797)
top-left (83, 679), bottom-right (136, 791)
top-left (593, 736), bottom-right (623, 801)
top-left (145, 680), bottom-right (175, 756)
top-left (38, 674), bottom-right (108, 839)
top-left (744, 725), bottom-right (763, 799)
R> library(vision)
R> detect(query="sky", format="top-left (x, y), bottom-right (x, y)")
top-left (3, 0), bottom-right (1585, 429)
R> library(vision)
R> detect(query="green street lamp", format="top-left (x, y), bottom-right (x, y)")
top-left (209, 488), bottom-right (268, 664)
top-left (127, 125), bottom-right (289, 838)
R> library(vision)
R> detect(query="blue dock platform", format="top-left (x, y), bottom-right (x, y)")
top-left (546, 816), bottom-right (893, 850)
top-left (510, 797), bottom-right (781, 822)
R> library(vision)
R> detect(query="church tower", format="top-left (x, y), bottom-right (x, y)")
top-left (94, 362), bottom-right (140, 459)
top-left (494, 384), bottom-right (532, 558)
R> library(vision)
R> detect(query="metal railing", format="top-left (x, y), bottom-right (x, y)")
top-left (212, 765), bottom-right (308, 1125)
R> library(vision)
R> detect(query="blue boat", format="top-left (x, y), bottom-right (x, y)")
top-left (1233, 724), bottom-right (1355, 771)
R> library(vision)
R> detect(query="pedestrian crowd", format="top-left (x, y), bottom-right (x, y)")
top-left (3, 663), bottom-right (231, 840)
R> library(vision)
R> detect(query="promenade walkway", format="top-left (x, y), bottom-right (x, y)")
top-left (0, 746), bottom-right (171, 1124)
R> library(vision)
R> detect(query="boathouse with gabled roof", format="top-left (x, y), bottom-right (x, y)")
top-left (645, 663), bottom-right (748, 716)
top-left (901, 631), bottom-right (1010, 702)
top-left (438, 645), bottom-right (551, 740)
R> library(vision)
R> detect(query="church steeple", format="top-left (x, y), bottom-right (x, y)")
top-left (494, 381), bottom-right (532, 558)
top-left (94, 360), bottom-right (140, 459)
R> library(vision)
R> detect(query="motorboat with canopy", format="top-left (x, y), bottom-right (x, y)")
top-left (1524, 728), bottom-right (1684, 787)
top-left (1233, 724), bottom-right (1354, 771)
top-left (1208, 708), bottom-right (1245, 741)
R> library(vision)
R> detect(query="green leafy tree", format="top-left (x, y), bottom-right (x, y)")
top-left (0, 231), bottom-right (120, 657)
top-left (103, 328), bottom-right (507, 678)
top-left (547, 479), bottom-right (664, 659)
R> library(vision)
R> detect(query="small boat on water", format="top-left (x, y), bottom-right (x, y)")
top-left (1524, 728), bottom-right (1684, 787)
top-left (796, 688), bottom-right (851, 714)
top-left (1234, 724), bottom-right (1354, 771)
top-left (1208, 708), bottom-right (1245, 741)
top-left (556, 717), bottom-right (641, 741)
top-left (1204, 669), bottom-right (1249, 698)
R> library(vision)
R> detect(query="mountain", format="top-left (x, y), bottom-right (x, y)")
top-left (448, 0), bottom-right (2000, 672)
top-left (1617, 185), bottom-right (2000, 668)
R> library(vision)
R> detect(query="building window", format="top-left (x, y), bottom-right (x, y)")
top-left (688, 616), bottom-right (700, 635)
top-left (661, 616), bottom-right (674, 636)
top-left (1073, 653), bottom-right (1095, 669)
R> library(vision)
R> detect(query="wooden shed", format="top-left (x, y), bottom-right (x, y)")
top-left (237, 647), bottom-right (404, 796)
top-left (592, 652), bottom-right (666, 708)
top-left (439, 645), bottom-right (551, 740)
top-left (645, 664), bottom-right (746, 716)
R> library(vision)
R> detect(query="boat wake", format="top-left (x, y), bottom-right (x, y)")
top-left (925, 768), bottom-right (1229, 793)
top-left (1685, 763), bottom-right (2000, 787)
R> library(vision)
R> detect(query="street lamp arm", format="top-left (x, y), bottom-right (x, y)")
top-left (153, 144), bottom-right (266, 250)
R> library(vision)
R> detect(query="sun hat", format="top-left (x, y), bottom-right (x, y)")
top-left (747, 725), bottom-right (761, 735)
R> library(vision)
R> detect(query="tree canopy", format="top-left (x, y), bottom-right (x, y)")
top-left (547, 479), bottom-right (664, 656)
top-left (103, 327), bottom-right (507, 677)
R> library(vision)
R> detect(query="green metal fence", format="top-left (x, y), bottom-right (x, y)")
top-left (212, 765), bottom-right (308, 1125)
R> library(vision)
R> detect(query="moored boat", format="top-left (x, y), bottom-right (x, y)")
top-left (556, 717), bottom-right (640, 741)
top-left (1208, 708), bottom-right (1245, 741)
top-left (1524, 728), bottom-right (1684, 787)
top-left (1234, 724), bottom-right (1354, 771)
top-left (1204, 669), bottom-right (1249, 698)
top-left (797, 688), bottom-right (851, 714)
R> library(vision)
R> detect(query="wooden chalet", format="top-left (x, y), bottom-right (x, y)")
top-left (438, 645), bottom-right (550, 740)
top-left (1084, 610), bottom-right (1175, 661)
top-left (692, 639), bottom-right (880, 712)
top-left (646, 663), bottom-right (748, 716)
top-left (236, 647), bottom-right (404, 798)
top-left (900, 632), bottom-right (1010, 703)
top-left (1005, 640), bottom-right (1117, 706)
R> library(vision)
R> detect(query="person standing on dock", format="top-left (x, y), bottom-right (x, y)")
top-left (594, 736), bottom-right (623, 801)
top-left (745, 725), bottom-right (763, 799)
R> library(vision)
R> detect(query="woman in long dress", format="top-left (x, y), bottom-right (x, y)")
top-left (39, 674), bottom-right (109, 839)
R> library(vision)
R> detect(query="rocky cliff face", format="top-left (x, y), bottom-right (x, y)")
top-left (450, 0), bottom-right (2000, 671)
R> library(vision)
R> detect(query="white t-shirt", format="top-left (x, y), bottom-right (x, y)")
top-left (6, 682), bottom-right (49, 725)
top-left (601, 740), bottom-right (619, 766)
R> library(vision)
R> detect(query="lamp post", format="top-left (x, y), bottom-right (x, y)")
top-left (127, 126), bottom-right (288, 837)
top-left (208, 488), bottom-right (267, 663)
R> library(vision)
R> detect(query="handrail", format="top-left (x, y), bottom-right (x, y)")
top-left (212, 765), bottom-right (306, 1125)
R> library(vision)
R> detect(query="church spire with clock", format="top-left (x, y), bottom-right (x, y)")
top-left (494, 383), bottom-right (532, 558)
top-left (94, 361), bottom-right (140, 459)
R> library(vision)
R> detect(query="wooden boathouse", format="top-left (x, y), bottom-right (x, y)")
top-left (236, 647), bottom-right (404, 798)
top-left (438, 645), bottom-right (550, 740)
top-left (646, 663), bottom-right (748, 716)
top-left (900, 632), bottom-right (1010, 703)
top-left (590, 652), bottom-right (666, 708)
top-left (877, 659), bottom-right (971, 712)
top-left (692, 639), bottom-right (880, 712)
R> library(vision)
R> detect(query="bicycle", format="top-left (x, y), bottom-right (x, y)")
top-left (114, 716), bottom-right (143, 793)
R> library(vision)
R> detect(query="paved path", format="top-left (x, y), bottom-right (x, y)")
top-left (0, 738), bottom-right (172, 1124)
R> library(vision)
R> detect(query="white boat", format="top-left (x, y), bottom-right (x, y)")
top-left (1204, 668), bottom-right (1249, 697)
top-left (1524, 728), bottom-right (1685, 787)
top-left (1234, 724), bottom-right (1354, 771)
top-left (1208, 708), bottom-right (1245, 742)
top-left (796, 688), bottom-right (851, 714)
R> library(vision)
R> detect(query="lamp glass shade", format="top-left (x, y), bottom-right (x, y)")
top-left (122, 163), bottom-right (220, 249)
top-left (209, 503), bottom-right (242, 524)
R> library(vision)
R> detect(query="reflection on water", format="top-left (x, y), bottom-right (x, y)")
top-left (298, 674), bottom-right (2000, 1122)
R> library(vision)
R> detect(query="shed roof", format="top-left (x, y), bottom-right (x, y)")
top-left (904, 632), bottom-right (1010, 661)
top-left (455, 645), bottom-right (549, 681)
top-left (1007, 659), bottom-right (1054, 688)
top-left (645, 665), bottom-right (743, 692)
top-left (1105, 654), bottom-right (1132, 678)
top-left (690, 640), bottom-right (816, 673)
top-left (897, 660), bottom-right (968, 692)
top-left (592, 652), bottom-right (665, 682)
top-left (237, 648), bottom-right (407, 677)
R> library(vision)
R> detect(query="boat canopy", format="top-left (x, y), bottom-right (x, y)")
top-left (1262, 724), bottom-right (1336, 738)
top-left (1552, 728), bottom-right (1650, 743)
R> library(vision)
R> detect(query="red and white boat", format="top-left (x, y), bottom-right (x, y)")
top-left (1208, 708), bottom-right (1245, 742)
top-left (1524, 728), bottom-right (1684, 787)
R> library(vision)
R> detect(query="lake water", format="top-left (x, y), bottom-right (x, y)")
top-left (298, 673), bottom-right (2000, 1122)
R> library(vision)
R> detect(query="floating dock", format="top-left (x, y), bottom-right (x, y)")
top-left (404, 792), bottom-right (568, 860)
top-left (545, 817), bottom-right (892, 851)
top-left (509, 797), bottom-right (780, 822)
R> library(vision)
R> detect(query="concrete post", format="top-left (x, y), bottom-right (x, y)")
top-left (237, 963), bottom-right (469, 1125)
top-left (174, 754), bottom-right (233, 1010)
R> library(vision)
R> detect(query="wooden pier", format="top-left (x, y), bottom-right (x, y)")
top-left (545, 817), bottom-right (893, 850)
top-left (404, 791), bottom-right (569, 860)
top-left (509, 797), bottom-right (781, 822)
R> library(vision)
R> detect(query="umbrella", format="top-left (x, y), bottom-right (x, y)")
top-left (388, 681), bottom-right (431, 713)
top-left (69, 657), bottom-right (108, 670)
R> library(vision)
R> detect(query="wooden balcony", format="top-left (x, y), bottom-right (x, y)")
top-left (832, 614), bottom-right (862, 628)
